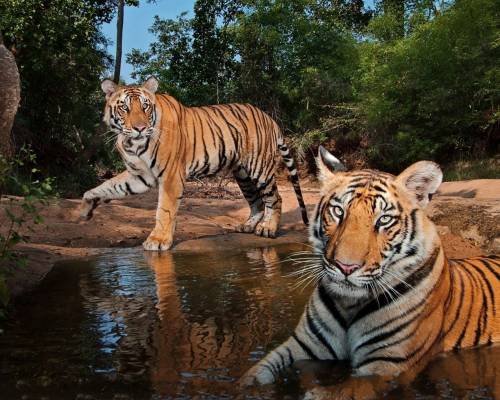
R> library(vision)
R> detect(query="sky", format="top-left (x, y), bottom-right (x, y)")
top-left (101, 1), bottom-right (196, 83)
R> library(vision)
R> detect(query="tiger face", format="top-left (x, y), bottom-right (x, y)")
top-left (101, 77), bottom-right (160, 140)
top-left (310, 146), bottom-right (443, 299)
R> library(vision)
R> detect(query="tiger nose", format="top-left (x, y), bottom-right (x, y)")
top-left (334, 260), bottom-right (362, 276)
top-left (133, 124), bottom-right (146, 133)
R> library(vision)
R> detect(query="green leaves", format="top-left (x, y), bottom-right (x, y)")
top-left (0, 147), bottom-right (56, 316)
top-left (355, 0), bottom-right (500, 170)
top-left (0, 0), bottom-right (116, 197)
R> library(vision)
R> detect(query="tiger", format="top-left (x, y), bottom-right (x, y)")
top-left (79, 77), bottom-right (309, 251)
top-left (240, 146), bottom-right (499, 398)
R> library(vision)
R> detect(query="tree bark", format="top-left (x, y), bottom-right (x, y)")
top-left (0, 33), bottom-right (21, 158)
top-left (113, 0), bottom-right (125, 83)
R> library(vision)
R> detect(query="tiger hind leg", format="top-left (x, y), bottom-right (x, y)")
top-left (234, 167), bottom-right (265, 233)
top-left (254, 178), bottom-right (282, 238)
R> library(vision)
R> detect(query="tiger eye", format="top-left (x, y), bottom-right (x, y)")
top-left (330, 205), bottom-right (344, 219)
top-left (378, 215), bottom-right (394, 225)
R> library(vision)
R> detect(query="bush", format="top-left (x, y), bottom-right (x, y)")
top-left (355, 0), bottom-right (500, 171)
top-left (0, 147), bottom-right (55, 318)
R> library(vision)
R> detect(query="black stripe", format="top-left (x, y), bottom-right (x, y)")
top-left (317, 284), bottom-right (348, 329)
top-left (137, 175), bottom-right (151, 188)
top-left (444, 266), bottom-right (465, 337)
top-left (452, 267), bottom-right (476, 349)
top-left (306, 308), bottom-right (337, 359)
top-left (137, 137), bottom-right (150, 156)
top-left (352, 248), bottom-right (438, 325)
top-left (466, 261), bottom-right (496, 314)
top-left (292, 333), bottom-right (318, 360)
top-left (476, 258), bottom-right (500, 280)
top-left (286, 346), bottom-right (294, 364)
top-left (363, 294), bottom-right (427, 337)
top-left (354, 309), bottom-right (422, 352)
top-left (125, 182), bottom-right (136, 195)
top-left (409, 209), bottom-right (418, 242)
top-left (355, 332), bottom-right (430, 369)
top-left (455, 260), bottom-right (485, 345)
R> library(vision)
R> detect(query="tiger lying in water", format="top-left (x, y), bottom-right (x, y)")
top-left (80, 77), bottom-right (308, 251)
top-left (241, 146), bottom-right (499, 397)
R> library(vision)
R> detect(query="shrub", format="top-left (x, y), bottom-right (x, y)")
top-left (0, 147), bottom-right (55, 318)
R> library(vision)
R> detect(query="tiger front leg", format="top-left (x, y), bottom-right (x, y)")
top-left (233, 167), bottom-right (265, 233)
top-left (143, 172), bottom-right (184, 251)
top-left (239, 336), bottom-right (307, 386)
top-left (254, 180), bottom-right (282, 238)
top-left (80, 171), bottom-right (156, 220)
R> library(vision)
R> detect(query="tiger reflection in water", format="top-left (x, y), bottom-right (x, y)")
top-left (143, 246), bottom-right (300, 395)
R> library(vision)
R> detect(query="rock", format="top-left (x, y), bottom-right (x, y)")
top-left (491, 237), bottom-right (500, 254)
top-left (460, 225), bottom-right (487, 247)
top-left (436, 225), bottom-right (451, 236)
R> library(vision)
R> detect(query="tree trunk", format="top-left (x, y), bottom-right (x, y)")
top-left (113, 0), bottom-right (125, 83)
top-left (0, 33), bottom-right (21, 159)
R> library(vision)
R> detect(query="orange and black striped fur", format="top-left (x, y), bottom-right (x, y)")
top-left (241, 146), bottom-right (499, 388)
top-left (80, 77), bottom-right (308, 250)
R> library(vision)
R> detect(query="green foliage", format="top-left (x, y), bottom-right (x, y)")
top-left (128, 0), bottom-right (242, 105)
top-left (0, 0), bottom-right (117, 196)
top-left (0, 147), bottom-right (56, 318)
top-left (354, 0), bottom-right (499, 171)
top-left (231, 0), bottom-right (360, 133)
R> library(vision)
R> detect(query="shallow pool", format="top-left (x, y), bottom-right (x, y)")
top-left (0, 244), bottom-right (498, 399)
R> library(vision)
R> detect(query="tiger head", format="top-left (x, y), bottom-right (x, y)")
top-left (310, 146), bottom-right (443, 299)
top-left (101, 76), bottom-right (160, 140)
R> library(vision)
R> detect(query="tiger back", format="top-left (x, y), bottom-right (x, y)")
top-left (80, 77), bottom-right (308, 250)
top-left (240, 146), bottom-right (499, 389)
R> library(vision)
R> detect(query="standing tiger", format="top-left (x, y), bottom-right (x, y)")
top-left (80, 77), bottom-right (308, 251)
top-left (241, 146), bottom-right (499, 397)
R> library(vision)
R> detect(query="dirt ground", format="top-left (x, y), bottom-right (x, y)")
top-left (1, 178), bottom-right (499, 300)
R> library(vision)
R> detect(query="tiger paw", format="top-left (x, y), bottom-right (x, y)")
top-left (238, 364), bottom-right (275, 387)
top-left (79, 193), bottom-right (100, 220)
top-left (254, 221), bottom-right (278, 238)
top-left (236, 222), bottom-right (258, 234)
top-left (142, 233), bottom-right (173, 251)
top-left (236, 212), bottom-right (264, 233)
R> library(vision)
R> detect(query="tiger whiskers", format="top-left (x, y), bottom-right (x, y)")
top-left (286, 251), bottom-right (325, 292)
top-left (103, 130), bottom-right (120, 145)
top-left (383, 269), bottom-right (414, 290)
top-left (247, 249), bottom-right (320, 268)
top-left (290, 268), bottom-right (325, 292)
top-left (375, 275), bottom-right (404, 304)
top-left (365, 281), bottom-right (382, 308)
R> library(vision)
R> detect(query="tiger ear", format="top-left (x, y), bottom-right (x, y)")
top-left (143, 76), bottom-right (159, 94)
top-left (396, 161), bottom-right (442, 208)
top-left (101, 79), bottom-right (117, 98)
top-left (316, 146), bottom-right (347, 183)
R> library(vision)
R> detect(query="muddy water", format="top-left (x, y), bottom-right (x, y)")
top-left (0, 244), bottom-right (498, 399)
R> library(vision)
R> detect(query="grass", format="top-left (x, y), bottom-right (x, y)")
top-left (443, 156), bottom-right (500, 181)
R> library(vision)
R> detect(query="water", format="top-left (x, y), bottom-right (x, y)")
top-left (0, 244), bottom-right (498, 399)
